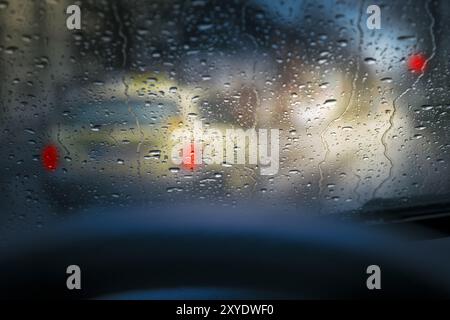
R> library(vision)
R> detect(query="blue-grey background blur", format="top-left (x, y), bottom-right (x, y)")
top-left (1, 0), bottom-right (450, 230)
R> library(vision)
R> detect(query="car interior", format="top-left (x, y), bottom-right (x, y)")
top-left (1, 0), bottom-right (450, 302)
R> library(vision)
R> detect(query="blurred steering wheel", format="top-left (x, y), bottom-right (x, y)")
top-left (1, 205), bottom-right (450, 299)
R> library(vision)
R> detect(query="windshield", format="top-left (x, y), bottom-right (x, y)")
top-left (1, 0), bottom-right (450, 226)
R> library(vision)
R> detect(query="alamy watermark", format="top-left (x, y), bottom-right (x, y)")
top-left (66, 264), bottom-right (81, 290)
top-left (367, 5), bottom-right (381, 30)
top-left (66, 4), bottom-right (81, 30)
top-left (170, 120), bottom-right (279, 175)
top-left (366, 264), bottom-right (381, 290)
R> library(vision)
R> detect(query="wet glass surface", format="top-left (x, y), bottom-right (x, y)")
top-left (1, 0), bottom-right (450, 230)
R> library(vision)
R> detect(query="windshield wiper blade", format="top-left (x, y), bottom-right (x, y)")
top-left (357, 194), bottom-right (450, 223)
